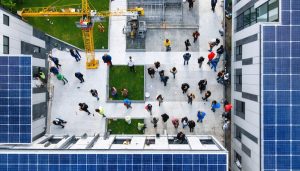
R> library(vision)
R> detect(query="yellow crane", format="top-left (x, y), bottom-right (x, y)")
top-left (18, 0), bottom-right (144, 69)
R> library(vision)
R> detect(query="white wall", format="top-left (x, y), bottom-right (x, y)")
top-left (0, 9), bottom-right (45, 54)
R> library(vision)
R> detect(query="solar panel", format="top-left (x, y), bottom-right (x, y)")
top-left (262, 0), bottom-right (300, 169)
top-left (0, 154), bottom-right (227, 171)
top-left (0, 56), bottom-right (32, 143)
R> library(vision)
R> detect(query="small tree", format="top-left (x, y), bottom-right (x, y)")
top-left (1, 0), bottom-right (16, 12)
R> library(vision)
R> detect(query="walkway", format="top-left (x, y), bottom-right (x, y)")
top-left (49, 0), bottom-right (225, 143)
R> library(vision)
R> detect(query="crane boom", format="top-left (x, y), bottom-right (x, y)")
top-left (18, 1), bottom-right (144, 69)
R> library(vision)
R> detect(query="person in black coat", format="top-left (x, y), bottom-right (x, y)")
top-left (188, 120), bottom-right (196, 132)
top-left (148, 67), bottom-right (155, 78)
top-left (161, 113), bottom-right (169, 122)
top-left (198, 79), bottom-right (207, 93)
top-left (181, 83), bottom-right (190, 94)
top-left (216, 45), bottom-right (224, 58)
top-left (162, 76), bottom-right (169, 86)
top-left (184, 39), bottom-right (191, 51)
top-left (211, 0), bottom-right (217, 12)
top-left (198, 56), bottom-right (205, 68)
top-left (75, 72), bottom-right (84, 83)
top-left (79, 103), bottom-right (91, 115)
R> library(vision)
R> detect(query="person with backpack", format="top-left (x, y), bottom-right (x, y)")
top-left (52, 118), bottom-right (67, 128)
top-left (123, 98), bottom-right (132, 109)
top-left (75, 72), bottom-right (84, 83)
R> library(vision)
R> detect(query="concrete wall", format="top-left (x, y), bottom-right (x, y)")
top-left (231, 0), bottom-right (264, 171)
top-left (0, 7), bottom-right (48, 141)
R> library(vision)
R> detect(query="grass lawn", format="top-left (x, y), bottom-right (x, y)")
top-left (107, 119), bottom-right (144, 134)
top-left (109, 65), bottom-right (144, 100)
top-left (16, 0), bottom-right (109, 49)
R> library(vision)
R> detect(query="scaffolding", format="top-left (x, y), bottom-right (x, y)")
top-left (128, 0), bottom-right (183, 24)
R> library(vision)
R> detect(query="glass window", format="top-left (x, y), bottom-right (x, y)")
top-left (3, 36), bottom-right (9, 54)
top-left (257, 2), bottom-right (268, 22)
top-left (268, 0), bottom-right (279, 22)
top-left (236, 14), bottom-right (244, 31)
top-left (243, 9), bottom-right (251, 28)
top-left (250, 6), bottom-right (256, 24)
top-left (235, 125), bottom-right (242, 141)
top-left (235, 100), bottom-right (245, 119)
top-left (3, 14), bottom-right (9, 26)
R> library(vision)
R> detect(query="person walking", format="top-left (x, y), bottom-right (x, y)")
top-left (198, 79), bottom-right (207, 93)
top-left (177, 132), bottom-right (186, 144)
top-left (208, 38), bottom-right (220, 51)
top-left (224, 103), bottom-right (232, 113)
top-left (151, 117), bottom-right (159, 128)
top-left (49, 55), bottom-right (62, 68)
top-left (188, 120), bottom-right (196, 132)
top-left (52, 118), bottom-right (67, 128)
top-left (137, 122), bottom-right (147, 131)
top-left (102, 53), bottom-right (113, 67)
top-left (159, 70), bottom-right (165, 82)
top-left (217, 70), bottom-right (225, 83)
top-left (211, 100), bottom-right (221, 112)
top-left (128, 56), bottom-right (136, 72)
top-left (202, 90), bottom-right (211, 101)
top-left (162, 76), bottom-right (169, 86)
top-left (198, 56), bottom-right (204, 68)
top-left (164, 39), bottom-right (171, 51)
top-left (187, 93), bottom-right (195, 104)
top-left (207, 51), bottom-right (215, 65)
top-left (90, 89), bottom-right (99, 101)
top-left (56, 73), bottom-right (68, 85)
top-left (111, 87), bottom-right (118, 98)
top-left (75, 72), bottom-right (84, 83)
top-left (170, 67), bottom-right (177, 79)
top-left (148, 67), bottom-right (155, 78)
top-left (216, 45), bottom-right (224, 58)
top-left (161, 113), bottom-right (169, 123)
top-left (70, 49), bottom-right (81, 62)
top-left (187, 0), bottom-right (194, 9)
top-left (197, 111), bottom-right (206, 123)
top-left (156, 94), bottom-right (164, 106)
top-left (192, 31), bottom-right (200, 43)
top-left (210, 59), bottom-right (218, 72)
top-left (181, 117), bottom-right (188, 128)
top-left (145, 104), bottom-right (153, 115)
top-left (79, 103), bottom-right (91, 115)
top-left (211, 0), bottom-right (217, 12)
top-left (181, 83), bottom-right (190, 94)
top-left (172, 118), bottom-right (179, 129)
top-left (183, 53), bottom-right (191, 65)
top-left (121, 88), bottom-right (128, 98)
top-left (123, 98), bottom-right (132, 109)
top-left (184, 39), bottom-right (191, 51)
top-left (50, 66), bottom-right (59, 75)
top-left (95, 106), bottom-right (106, 117)
top-left (154, 61), bottom-right (161, 70)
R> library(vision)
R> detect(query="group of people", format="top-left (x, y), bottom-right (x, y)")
top-left (163, 30), bottom-right (200, 52)
top-left (51, 50), bottom-right (109, 128)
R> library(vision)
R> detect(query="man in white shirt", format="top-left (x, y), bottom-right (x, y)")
top-left (128, 56), bottom-right (136, 72)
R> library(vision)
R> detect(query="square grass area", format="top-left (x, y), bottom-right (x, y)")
top-left (107, 119), bottom-right (144, 134)
top-left (109, 65), bottom-right (144, 100)
top-left (16, 0), bottom-right (109, 49)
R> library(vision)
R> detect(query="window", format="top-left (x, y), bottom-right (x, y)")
top-left (33, 46), bottom-right (41, 53)
top-left (3, 36), bottom-right (9, 54)
top-left (236, 45), bottom-right (242, 61)
top-left (235, 125), bottom-right (242, 141)
top-left (235, 0), bottom-right (279, 31)
top-left (268, 0), bottom-right (279, 22)
top-left (257, 2), bottom-right (268, 22)
top-left (235, 100), bottom-right (245, 119)
top-left (235, 69), bottom-right (242, 92)
top-left (3, 14), bottom-right (9, 26)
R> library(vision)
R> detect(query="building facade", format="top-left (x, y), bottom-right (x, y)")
top-left (0, 7), bottom-right (49, 141)
top-left (232, 0), bottom-right (299, 170)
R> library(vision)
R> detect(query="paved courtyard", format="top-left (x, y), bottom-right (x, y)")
top-left (49, 0), bottom-right (225, 144)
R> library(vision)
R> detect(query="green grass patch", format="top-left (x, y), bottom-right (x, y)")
top-left (109, 65), bottom-right (144, 100)
top-left (107, 119), bottom-right (144, 134)
top-left (16, 0), bottom-right (109, 49)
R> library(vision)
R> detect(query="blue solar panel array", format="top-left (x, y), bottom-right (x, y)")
top-left (263, 0), bottom-right (300, 170)
top-left (0, 154), bottom-right (227, 171)
top-left (0, 56), bottom-right (32, 143)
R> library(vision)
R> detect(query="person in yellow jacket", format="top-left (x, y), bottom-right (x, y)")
top-left (95, 106), bottom-right (106, 117)
top-left (164, 39), bottom-right (171, 51)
